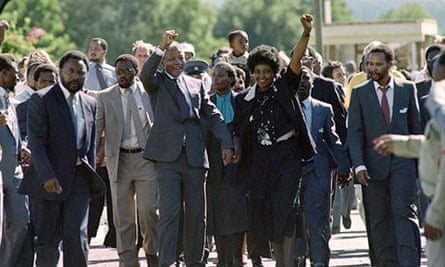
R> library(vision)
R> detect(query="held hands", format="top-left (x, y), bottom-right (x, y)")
top-left (221, 149), bottom-right (234, 166)
top-left (337, 172), bottom-right (352, 188)
top-left (21, 147), bottom-right (31, 169)
top-left (373, 135), bottom-right (395, 156)
top-left (159, 29), bottom-right (179, 51)
top-left (300, 14), bottom-right (313, 34)
top-left (43, 178), bottom-right (63, 194)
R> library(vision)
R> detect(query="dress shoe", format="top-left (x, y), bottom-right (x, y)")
top-left (146, 254), bottom-right (159, 267)
top-left (295, 256), bottom-right (306, 267)
top-left (342, 215), bottom-right (352, 229)
top-left (251, 256), bottom-right (264, 267)
top-left (103, 231), bottom-right (116, 248)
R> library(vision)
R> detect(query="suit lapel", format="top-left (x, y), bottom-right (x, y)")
top-left (109, 85), bottom-right (125, 131)
top-left (310, 100), bottom-right (319, 136)
top-left (365, 82), bottom-right (387, 129)
top-left (54, 85), bottom-right (77, 146)
top-left (78, 93), bottom-right (91, 153)
top-left (391, 81), bottom-right (404, 129)
top-left (136, 82), bottom-right (154, 125)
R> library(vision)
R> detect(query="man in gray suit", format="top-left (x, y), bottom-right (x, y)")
top-left (347, 43), bottom-right (422, 266)
top-left (95, 54), bottom-right (158, 267)
top-left (140, 30), bottom-right (233, 267)
top-left (0, 54), bottom-right (33, 267)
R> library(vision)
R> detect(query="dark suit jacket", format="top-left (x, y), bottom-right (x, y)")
top-left (233, 67), bottom-right (316, 164)
top-left (16, 100), bottom-right (28, 140)
top-left (140, 53), bottom-right (233, 168)
top-left (307, 98), bottom-right (349, 193)
top-left (415, 79), bottom-right (431, 100)
top-left (419, 94), bottom-right (431, 132)
top-left (19, 83), bottom-right (103, 200)
top-left (347, 78), bottom-right (422, 181)
top-left (311, 75), bottom-right (347, 144)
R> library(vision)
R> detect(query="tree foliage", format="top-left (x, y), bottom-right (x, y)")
top-left (0, 0), bottom-right (353, 63)
top-left (214, 0), bottom-right (352, 54)
top-left (1, 0), bottom-right (75, 61)
top-left (59, 0), bottom-right (220, 62)
top-left (379, 2), bottom-right (431, 21)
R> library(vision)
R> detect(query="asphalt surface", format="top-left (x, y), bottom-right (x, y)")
top-left (82, 209), bottom-right (428, 267)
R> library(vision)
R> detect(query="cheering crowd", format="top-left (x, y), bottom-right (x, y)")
top-left (0, 11), bottom-right (444, 267)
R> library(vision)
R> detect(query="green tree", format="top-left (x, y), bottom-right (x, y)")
top-left (213, 0), bottom-right (352, 54)
top-left (59, 0), bottom-right (220, 62)
top-left (1, 0), bottom-right (75, 61)
top-left (379, 2), bottom-right (431, 21)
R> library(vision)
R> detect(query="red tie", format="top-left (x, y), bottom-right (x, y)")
top-left (379, 86), bottom-right (390, 128)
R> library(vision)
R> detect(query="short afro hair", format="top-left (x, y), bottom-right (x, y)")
top-left (59, 50), bottom-right (89, 71)
top-left (247, 45), bottom-right (280, 74)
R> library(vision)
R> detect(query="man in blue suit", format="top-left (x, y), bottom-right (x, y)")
top-left (295, 67), bottom-right (350, 267)
top-left (347, 43), bottom-right (422, 266)
top-left (18, 50), bottom-right (105, 267)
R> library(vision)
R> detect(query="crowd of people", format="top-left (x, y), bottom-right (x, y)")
top-left (0, 11), bottom-right (444, 267)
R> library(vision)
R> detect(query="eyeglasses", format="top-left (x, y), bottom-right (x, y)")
top-left (116, 68), bottom-right (135, 76)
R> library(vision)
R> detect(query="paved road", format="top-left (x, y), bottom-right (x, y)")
top-left (84, 209), bottom-right (428, 267)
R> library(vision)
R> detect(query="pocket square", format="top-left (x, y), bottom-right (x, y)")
top-left (399, 107), bottom-right (408, 113)
top-left (318, 128), bottom-right (324, 133)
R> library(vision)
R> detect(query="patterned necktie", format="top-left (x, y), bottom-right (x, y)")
top-left (3, 93), bottom-right (9, 109)
top-left (95, 64), bottom-right (108, 90)
top-left (125, 89), bottom-right (146, 147)
top-left (379, 86), bottom-right (390, 128)
top-left (68, 94), bottom-right (85, 149)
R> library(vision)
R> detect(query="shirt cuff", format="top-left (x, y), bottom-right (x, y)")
top-left (355, 165), bottom-right (367, 175)
top-left (155, 47), bottom-right (165, 56)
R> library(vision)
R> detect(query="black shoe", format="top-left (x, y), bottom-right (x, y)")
top-left (103, 231), bottom-right (116, 248)
top-left (203, 248), bottom-right (210, 264)
top-left (295, 256), bottom-right (306, 267)
top-left (251, 256), bottom-right (264, 267)
top-left (342, 215), bottom-right (352, 229)
top-left (146, 254), bottom-right (159, 267)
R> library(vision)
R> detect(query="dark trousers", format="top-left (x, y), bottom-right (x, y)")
top-left (156, 151), bottom-right (207, 266)
top-left (32, 167), bottom-right (90, 267)
top-left (363, 172), bottom-right (420, 267)
top-left (87, 166), bottom-right (116, 245)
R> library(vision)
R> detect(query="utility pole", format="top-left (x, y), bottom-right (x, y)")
top-left (314, 0), bottom-right (323, 56)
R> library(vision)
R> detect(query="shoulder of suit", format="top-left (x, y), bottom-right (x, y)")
top-left (35, 83), bottom-right (58, 98)
top-left (80, 90), bottom-right (97, 103)
top-left (311, 97), bottom-right (332, 109)
top-left (352, 79), bottom-right (372, 92)
top-left (96, 84), bottom-right (119, 95)
top-left (315, 75), bottom-right (335, 86)
top-left (394, 77), bottom-right (415, 88)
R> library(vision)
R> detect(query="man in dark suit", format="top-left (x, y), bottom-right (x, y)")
top-left (18, 50), bottom-right (105, 267)
top-left (140, 31), bottom-right (233, 267)
top-left (347, 43), bottom-right (422, 266)
top-left (295, 67), bottom-right (350, 266)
